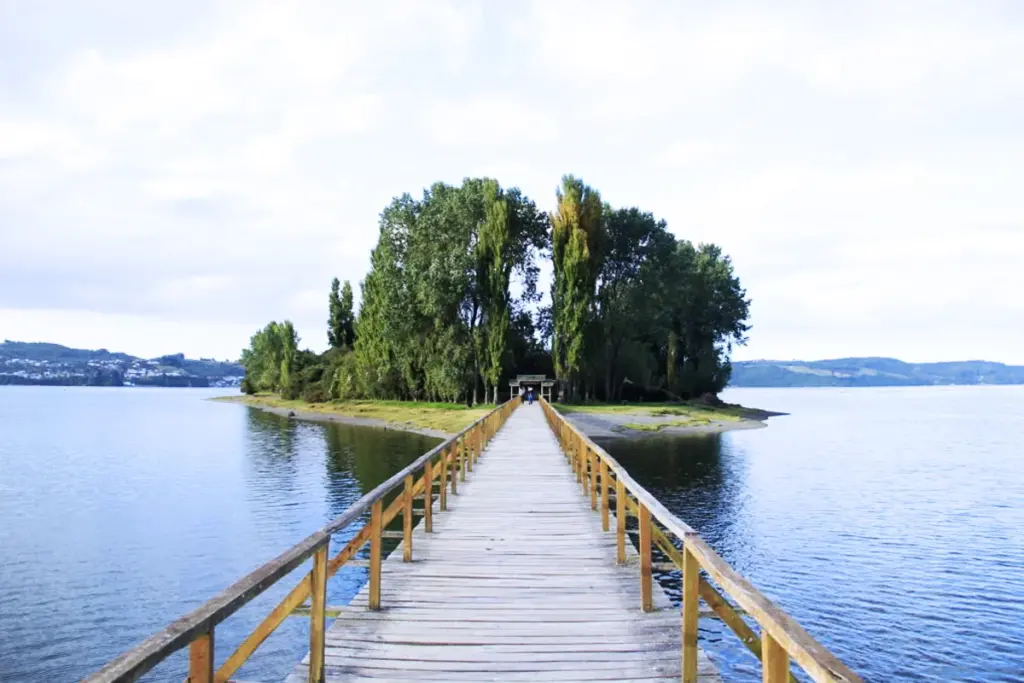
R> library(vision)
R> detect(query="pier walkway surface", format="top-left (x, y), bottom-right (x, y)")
top-left (286, 404), bottom-right (719, 682)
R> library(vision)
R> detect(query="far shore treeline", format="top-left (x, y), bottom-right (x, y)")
top-left (239, 175), bottom-right (750, 405)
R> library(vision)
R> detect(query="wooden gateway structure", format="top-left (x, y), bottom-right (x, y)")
top-left (508, 373), bottom-right (555, 401)
top-left (85, 399), bottom-right (863, 683)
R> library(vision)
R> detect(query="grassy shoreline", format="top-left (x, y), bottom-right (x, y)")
top-left (213, 394), bottom-right (490, 436)
top-left (214, 394), bottom-right (781, 440)
top-left (552, 400), bottom-right (781, 437)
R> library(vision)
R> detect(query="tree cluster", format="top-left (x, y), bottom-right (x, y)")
top-left (240, 174), bottom-right (749, 404)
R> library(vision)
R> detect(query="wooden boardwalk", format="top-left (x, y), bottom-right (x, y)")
top-left (286, 404), bottom-right (719, 682)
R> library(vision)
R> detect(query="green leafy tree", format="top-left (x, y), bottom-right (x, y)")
top-left (328, 277), bottom-right (343, 348)
top-left (327, 278), bottom-right (356, 349)
top-left (551, 175), bottom-right (603, 401)
top-left (478, 180), bottom-right (513, 403)
top-left (340, 280), bottom-right (355, 347)
top-left (352, 178), bottom-right (547, 404)
top-left (240, 320), bottom-right (299, 393)
top-left (596, 207), bottom-right (676, 400)
top-left (663, 242), bottom-right (750, 396)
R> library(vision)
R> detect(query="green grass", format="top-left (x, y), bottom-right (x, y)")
top-left (619, 417), bottom-right (714, 432)
top-left (214, 394), bottom-right (490, 434)
top-left (553, 401), bottom-right (746, 423)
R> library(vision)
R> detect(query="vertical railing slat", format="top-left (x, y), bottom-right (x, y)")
top-left (402, 474), bottom-right (414, 562)
top-left (638, 503), bottom-right (653, 612)
top-left (424, 459), bottom-right (433, 533)
top-left (681, 542), bottom-right (700, 683)
top-left (308, 545), bottom-right (327, 683)
top-left (368, 499), bottom-right (383, 610)
top-left (188, 629), bottom-right (214, 683)
top-left (459, 438), bottom-right (467, 482)
top-left (762, 632), bottom-right (790, 682)
top-left (616, 478), bottom-right (626, 564)
top-left (600, 460), bottom-right (610, 532)
top-left (439, 448), bottom-right (449, 510)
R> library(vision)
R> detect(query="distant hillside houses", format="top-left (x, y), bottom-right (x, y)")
top-left (0, 341), bottom-right (243, 388)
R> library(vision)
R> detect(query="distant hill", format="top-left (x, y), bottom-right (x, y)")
top-left (729, 357), bottom-right (1024, 387)
top-left (0, 340), bottom-right (244, 388)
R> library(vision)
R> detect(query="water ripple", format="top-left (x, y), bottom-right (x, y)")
top-left (0, 387), bottom-right (439, 683)
top-left (605, 385), bottom-right (1024, 683)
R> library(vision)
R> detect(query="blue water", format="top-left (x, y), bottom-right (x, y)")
top-left (1, 386), bottom-right (1022, 682)
top-left (0, 387), bottom-right (438, 682)
top-left (604, 386), bottom-right (1024, 682)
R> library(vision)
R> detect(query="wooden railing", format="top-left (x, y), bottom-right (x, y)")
top-left (540, 398), bottom-right (863, 683)
top-left (83, 398), bottom-right (520, 683)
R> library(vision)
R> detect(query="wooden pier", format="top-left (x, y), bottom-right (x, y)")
top-left (286, 404), bottom-right (718, 682)
top-left (85, 398), bottom-right (862, 683)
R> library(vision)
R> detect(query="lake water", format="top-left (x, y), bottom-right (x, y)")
top-left (602, 386), bottom-right (1024, 682)
top-left (0, 386), bottom-right (1022, 682)
top-left (0, 387), bottom-right (439, 682)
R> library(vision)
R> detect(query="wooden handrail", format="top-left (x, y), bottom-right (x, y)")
top-left (83, 398), bottom-right (520, 683)
top-left (539, 398), bottom-right (863, 683)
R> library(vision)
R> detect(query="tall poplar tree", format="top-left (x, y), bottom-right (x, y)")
top-left (551, 175), bottom-right (603, 401)
top-left (328, 278), bottom-right (343, 348)
top-left (339, 280), bottom-right (355, 347)
top-left (478, 180), bottom-right (512, 403)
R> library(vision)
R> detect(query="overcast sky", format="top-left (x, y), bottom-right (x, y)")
top-left (1, 1), bottom-right (1022, 363)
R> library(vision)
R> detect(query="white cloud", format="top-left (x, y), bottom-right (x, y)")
top-left (0, 0), bottom-right (1022, 363)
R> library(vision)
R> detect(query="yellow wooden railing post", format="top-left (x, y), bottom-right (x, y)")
top-left (580, 444), bottom-right (589, 496)
top-left (467, 430), bottom-right (475, 472)
top-left (439, 449), bottom-right (449, 510)
top-left (308, 545), bottom-right (327, 683)
top-left (450, 445), bottom-right (459, 495)
top-left (638, 503), bottom-right (653, 612)
top-left (681, 541), bottom-right (700, 683)
top-left (589, 451), bottom-right (598, 510)
top-left (459, 438), bottom-right (467, 482)
top-left (600, 460), bottom-right (610, 532)
top-left (368, 499), bottom-right (383, 610)
top-left (423, 460), bottom-right (433, 533)
top-left (616, 478), bottom-right (626, 564)
top-left (762, 632), bottom-right (790, 682)
top-left (188, 629), bottom-right (213, 683)
top-left (569, 431), bottom-right (577, 472)
top-left (577, 440), bottom-right (585, 489)
top-left (402, 474), bottom-right (414, 562)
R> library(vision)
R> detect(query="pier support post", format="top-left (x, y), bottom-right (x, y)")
top-left (600, 460), bottom-right (610, 532)
top-left (188, 628), bottom-right (213, 683)
top-left (638, 503), bottom-right (653, 612)
top-left (459, 438), bottom-right (467, 482)
top-left (681, 541), bottom-right (699, 682)
top-left (762, 632), bottom-right (790, 682)
top-left (309, 545), bottom-right (327, 683)
top-left (403, 474), bottom-right (414, 561)
top-left (439, 450), bottom-right (449, 510)
top-left (369, 499), bottom-right (383, 610)
top-left (616, 478), bottom-right (626, 564)
top-left (424, 460), bottom-right (433, 532)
